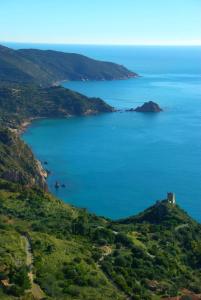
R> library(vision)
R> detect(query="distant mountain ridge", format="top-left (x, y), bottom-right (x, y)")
top-left (0, 44), bottom-right (137, 86)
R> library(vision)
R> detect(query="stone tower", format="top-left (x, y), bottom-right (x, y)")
top-left (167, 192), bottom-right (176, 205)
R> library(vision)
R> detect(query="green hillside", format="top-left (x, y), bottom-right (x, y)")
top-left (0, 84), bottom-right (114, 129)
top-left (0, 45), bottom-right (137, 86)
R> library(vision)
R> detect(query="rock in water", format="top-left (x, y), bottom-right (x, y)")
top-left (134, 101), bottom-right (163, 112)
top-left (55, 181), bottom-right (60, 189)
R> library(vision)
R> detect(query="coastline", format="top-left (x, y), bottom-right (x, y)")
top-left (9, 117), bottom-right (49, 187)
top-left (17, 117), bottom-right (46, 135)
top-left (36, 159), bottom-right (48, 182)
top-left (18, 119), bottom-right (32, 135)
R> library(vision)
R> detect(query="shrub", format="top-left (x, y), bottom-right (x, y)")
top-left (114, 255), bottom-right (128, 267)
top-left (115, 233), bottom-right (133, 247)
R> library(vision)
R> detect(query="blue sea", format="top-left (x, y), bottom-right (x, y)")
top-left (13, 43), bottom-right (201, 221)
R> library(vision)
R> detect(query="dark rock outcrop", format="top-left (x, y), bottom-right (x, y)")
top-left (134, 101), bottom-right (163, 112)
top-left (126, 101), bottom-right (163, 113)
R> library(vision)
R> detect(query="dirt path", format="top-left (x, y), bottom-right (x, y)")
top-left (175, 223), bottom-right (189, 231)
top-left (22, 235), bottom-right (45, 300)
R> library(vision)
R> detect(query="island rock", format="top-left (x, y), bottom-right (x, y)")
top-left (134, 101), bottom-right (163, 112)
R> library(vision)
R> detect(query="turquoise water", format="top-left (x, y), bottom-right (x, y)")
top-left (22, 45), bottom-right (201, 221)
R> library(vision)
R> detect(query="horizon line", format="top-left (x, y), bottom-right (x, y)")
top-left (1, 40), bottom-right (201, 47)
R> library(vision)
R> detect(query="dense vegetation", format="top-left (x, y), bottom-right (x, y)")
top-left (0, 83), bottom-right (114, 128)
top-left (0, 45), bottom-right (137, 86)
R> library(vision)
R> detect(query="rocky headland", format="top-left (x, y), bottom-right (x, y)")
top-left (0, 44), bottom-right (138, 86)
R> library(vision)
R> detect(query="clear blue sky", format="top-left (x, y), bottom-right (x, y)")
top-left (0, 0), bottom-right (201, 45)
